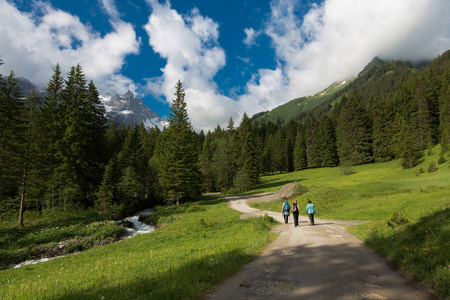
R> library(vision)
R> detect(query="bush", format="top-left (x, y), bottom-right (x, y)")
top-left (387, 212), bottom-right (408, 228)
top-left (293, 183), bottom-right (309, 196)
top-left (428, 161), bottom-right (437, 173)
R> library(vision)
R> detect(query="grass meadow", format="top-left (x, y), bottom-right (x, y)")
top-left (251, 147), bottom-right (450, 299)
top-left (0, 198), bottom-right (277, 299)
top-left (1, 147), bottom-right (449, 299)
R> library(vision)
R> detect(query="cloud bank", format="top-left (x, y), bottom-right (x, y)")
top-left (0, 0), bottom-right (140, 95)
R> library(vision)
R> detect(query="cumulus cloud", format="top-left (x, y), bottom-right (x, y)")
top-left (237, 0), bottom-right (450, 118)
top-left (0, 0), bottom-right (140, 95)
top-left (243, 27), bottom-right (258, 47)
top-left (143, 0), bottom-right (239, 130)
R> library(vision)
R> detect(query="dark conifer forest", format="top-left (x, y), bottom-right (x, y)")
top-left (1, 50), bottom-right (449, 224)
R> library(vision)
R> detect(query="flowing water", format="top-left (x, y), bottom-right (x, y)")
top-left (11, 208), bottom-right (155, 269)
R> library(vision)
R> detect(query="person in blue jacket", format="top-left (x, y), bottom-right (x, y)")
top-left (306, 200), bottom-right (316, 225)
top-left (282, 200), bottom-right (290, 224)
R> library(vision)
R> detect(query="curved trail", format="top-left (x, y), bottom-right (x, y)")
top-left (206, 193), bottom-right (428, 300)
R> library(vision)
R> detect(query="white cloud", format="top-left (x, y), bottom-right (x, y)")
top-left (243, 27), bottom-right (258, 47)
top-left (0, 0), bottom-right (140, 95)
top-left (99, 0), bottom-right (120, 20)
top-left (238, 0), bottom-right (450, 118)
top-left (143, 0), bottom-right (239, 131)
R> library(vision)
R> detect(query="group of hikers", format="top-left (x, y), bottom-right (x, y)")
top-left (282, 199), bottom-right (316, 227)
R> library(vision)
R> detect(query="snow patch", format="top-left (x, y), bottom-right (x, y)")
top-left (120, 110), bottom-right (133, 115)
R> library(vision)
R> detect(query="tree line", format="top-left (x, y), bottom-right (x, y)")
top-left (1, 50), bottom-right (450, 226)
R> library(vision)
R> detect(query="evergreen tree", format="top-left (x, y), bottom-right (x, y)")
top-left (304, 114), bottom-right (321, 168)
top-left (318, 114), bottom-right (338, 167)
top-left (235, 112), bottom-right (259, 191)
top-left (262, 134), bottom-right (275, 174)
top-left (17, 90), bottom-right (40, 226)
top-left (212, 118), bottom-right (238, 191)
top-left (337, 91), bottom-right (373, 165)
top-left (409, 79), bottom-right (433, 150)
top-left (200, 131), bottom-right (216, 192)
top-left (272, 129), bottom-right (287, 173)
top-left (32, 64), bottom-right (65, 209)
top-left (370, 95), bottom-right (394, 162)
top-left (293, 124), bottom-right (307, 170)
top-left (391, 114), bottom-right (422, 168)
top-left (156, 80), bottom-right (201, 204)
top-left (284, 120), bottom-right (298, 172)
top-left (97, 155), bottom-right (123, 218)
top-left (0, 71), bottom-right (23, 200)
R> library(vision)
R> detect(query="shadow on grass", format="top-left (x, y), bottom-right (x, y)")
top-left (364, 207), bottom-right (450, 299)
top-left (51, 249), bottom-right (257, 300)
top-left (51, 237), bottom-right (430, 299)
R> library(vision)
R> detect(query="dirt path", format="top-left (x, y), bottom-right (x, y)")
top-left (205, 191), bottom-right (429, 300)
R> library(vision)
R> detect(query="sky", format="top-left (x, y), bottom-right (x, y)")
top-left (0, 0), bottom-right (449, 131)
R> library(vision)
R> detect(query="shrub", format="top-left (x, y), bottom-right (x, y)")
top-left (428, 161), bottom-right (437, 173)
top-left (387, 212), bottom-right (408, 228)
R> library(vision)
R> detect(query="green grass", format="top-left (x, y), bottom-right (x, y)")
top-left (0, 198), bottom-right (278, 299)
top-left (249, 147), bottom-right (450, 299)
top-left (0, 208), bottom-right (124, 265)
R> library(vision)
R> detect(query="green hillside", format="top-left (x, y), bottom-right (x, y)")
top-left (252, 79), bottom-right (351, 124)
top-left (252, 56), bottom-right (421, 125)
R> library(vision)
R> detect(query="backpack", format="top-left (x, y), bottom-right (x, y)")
top-left (292, 203), bottom-right (298, 212)
top-left (283, 202), bottom-right (290, 212)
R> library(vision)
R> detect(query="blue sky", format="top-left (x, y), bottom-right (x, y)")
top-left (1, 0), bottom-right (450, 130)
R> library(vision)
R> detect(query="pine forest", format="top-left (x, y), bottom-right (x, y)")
top-left (1, 50), bottom-right (450, 225)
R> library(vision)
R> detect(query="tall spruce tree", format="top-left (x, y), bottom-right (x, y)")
top-left (212, 118), bottom-right (238, 191)
top-left (305, 113), bottom-right (321, 168)
top-left (293, 123), bottom-right (307, 170)
top-left (32, 64), bottom-right (65, 209)
top-left (156, 80), bottom-right (201, 205)
top-left (370, 95), bottom-right (394, 162)
top-left (18, 90), bottom-right (40, 226)
top-left (0, 71), bottom-right (23, 201)
top-left (318, 114), bottom-right (338, 167)
top-left (409, 79), bottom-right (433, 150)
top-left (337, 91), bottom-right (373, 165)
top-left (200, 131), bottom-right (216, 192)
top-left (235, 112), bottom-right (259, 191)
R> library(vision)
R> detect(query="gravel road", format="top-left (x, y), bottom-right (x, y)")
top-left (205, 191), bottom-right (429, 300)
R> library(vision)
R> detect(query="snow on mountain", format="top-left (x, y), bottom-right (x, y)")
top-left (100, 91), bottom-right (167, 129)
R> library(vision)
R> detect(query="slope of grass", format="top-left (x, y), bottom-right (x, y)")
top-left (254, 80), bottom-right (350, 124)
top-left (250, 147), bottom-right (450, 299)
top-left (0, 198), bottom-right (277, 299)
top-left (0, 208), bottom-right (124, 266)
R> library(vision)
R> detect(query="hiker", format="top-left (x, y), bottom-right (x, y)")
top-left (306, 200), bottom-right (316, 225)
top-left (282, 200), bottom-right (290, 224)
top-left (291, 200), bottom-right (299, 227)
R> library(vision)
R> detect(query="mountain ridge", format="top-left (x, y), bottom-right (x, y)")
top-left (13, 78), bottom-right (167, 129)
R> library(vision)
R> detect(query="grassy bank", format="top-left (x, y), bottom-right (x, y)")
top-left (0, 197), bottom-right (277, 299)
top-left (0, 208), bottom-right (124, 266)
top-left (250, 149), bottom-right (450, 299)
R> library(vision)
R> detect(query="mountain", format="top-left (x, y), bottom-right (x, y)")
top-left (11, 77), bottom-right (167, 129)
top-left (252, 56), bottom-right (432, 125)
top-left (251, 79), bottom-right (351, 124)
top-left (100, 91), bottom-right (167, 129)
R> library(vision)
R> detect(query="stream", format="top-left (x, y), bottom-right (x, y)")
top-left (11, 208), bottom-right (155, 269)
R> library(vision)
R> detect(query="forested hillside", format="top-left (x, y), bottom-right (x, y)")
top-left (1, 50), bottom-right (449, 225)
